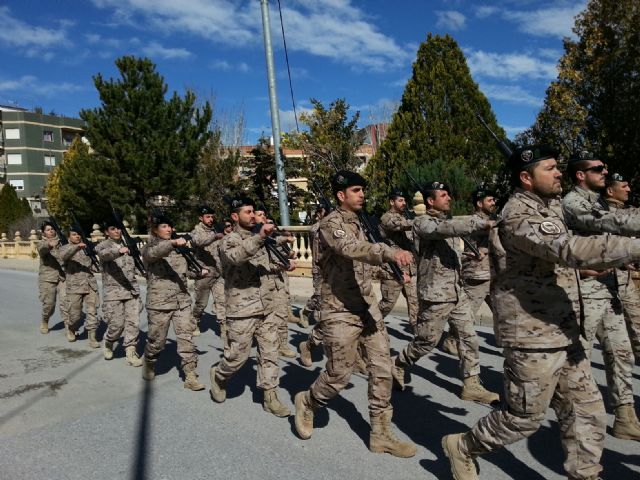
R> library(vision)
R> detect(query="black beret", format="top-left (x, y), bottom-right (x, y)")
top-left (507, 144), bottom-right (558, 171)
top-left (102, 218), bottom-right (119, 231)
top-left (254, 204), bottom-right (267, 213)
top-left (40, 220), bottom-right (54, 232)
top-left (229, 196), bottom-right (255, 211)
top-left (197, 205), bottom-right (215, 216)
top-left (388, 188), bottom-right (406, 200)
top-left (67, 224), bottom-right (81, 234)
top-left (605, 173), bottom-right (625, 185)
top-left (422, 181), bottom-right (450, 195)
top-left (568, 150), bottom-right (600, 164)
top-left (149, 214), bottom-right (173, 228)
top-left (331, 170), bottom-right (367, 193)
top-left (471, 183), bottom-right (495, 204)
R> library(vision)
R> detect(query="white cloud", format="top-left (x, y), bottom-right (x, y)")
top-left (0, 75), bottom-right (87, 96)
top-left (474, 6), bottom-right (499, 19)
top-left (466, 49), bottom-right (557, 81)
top-left (503, 2), bottom-right (586, 39)
top-left (85, 33), bottom-right (122, 49)
top-left (480, 83), bottom-right (542, 107)
top-left (435, 10), bottom-right (466, 31)
top-left (141, 41), bottom-right (192, 60)
top-left (279, 106), bottom-right (314, 132)
top-left (91, 0), bottom-right (412, 71)
top-left (210, 60), bottom-right (250, 73)
top-left (502, 125), bottom-right (529, 137)
top-left (0, 6), bottom-right (70, 49)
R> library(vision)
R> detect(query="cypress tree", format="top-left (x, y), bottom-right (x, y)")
top-left (0, 185), bottom-right (25, 234)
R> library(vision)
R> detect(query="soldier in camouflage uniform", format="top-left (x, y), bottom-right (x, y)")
top-left (602, 173), bottom-right (640, 363)
top-left (60, 225), bottom-right (100, 346)
top-left (293, 171), bottom-right (417, 458)
top-left (209, 197), bottom-right (293, 417)
top-left (37, 220), bottom-right (69, 334)
top-left (95, 219), bottom-right (142, 367)
top-left (391, 182), bottom-right (499, 405)
top-left (442, 145), bottom-right (640, 480)
top-left (190, 206), bottom-right (224, 337)
top-left (300, 202), bottom-right (330, 325)
top-left (141, 214), bottom-right (209, 391)
top-left (562, 153), bottom-right (640, 440)
top-left (377, 189), bottom-right (418, 330)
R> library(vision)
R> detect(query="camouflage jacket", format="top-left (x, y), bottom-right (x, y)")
top-left (491, 188), bottom-right (640, 349)
top-left (380, 210), bottom-right (416, 277)
top-left (94, 238), bottom-right (140, 301)
top-left (220, 226), bottom-right (285, 318)
top-left (190, 222), bottom-right (222, 278)
top-left (413, 209), bottom-right (489, 303)
top-left (562, 186), bottom-right (640, 298)
top-left (461, 211), bottom-right (491, 282)
top-left (142, 236), bottom-right (192, 311)
top-left (606, 198), bottom-right (640, 288)
top-left (60, 243), bottom-right (98, 294)
top-left (309, 222), bottom-right (321, 275)
top-left (317, 207), bottom-right (397, 321)
top-left (37, 237), bottom-right (65, 283)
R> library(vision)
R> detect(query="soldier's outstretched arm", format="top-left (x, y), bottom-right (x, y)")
top-left (141, 239), bottom-right (173, 264)
top-left (503, 212), bottom-right (640, 270)
top-left (220, 234), bottom-right (264, 266)
top-left (381, 213), bottom-right (412, 232)
top-left (190, 227), bottom-right (217, 248)
top-left (319, 218), bottom-right (397, 266)
top-left (94, 242), bottom-right (120, 262)
top-left (414, 214), bottom-right (490, 240)
top-left (60, 243), bottom-right (82, 262)
top-left (37, 240), bottom-right (52, 257)
top-left (563, 194), bottom-right (640, 236)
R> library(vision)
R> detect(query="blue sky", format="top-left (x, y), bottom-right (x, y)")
top-left (0, 0), bottom-right (586, 143)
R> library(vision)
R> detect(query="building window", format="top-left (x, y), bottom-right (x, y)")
top-left (62, 132), bottom-right (75, 147)
top-left (5, 128), bottom-right (20, 140)
top-left (7, 153), bottom-right (22, 164)
top-left (9, 180), bottom-right (24, 191)
top-left (43, 130), bottom-right (54, 142)
top-left (44, 154), bottom-right (56, 167)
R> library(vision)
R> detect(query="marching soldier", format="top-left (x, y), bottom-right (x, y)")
top-left (60, 225), bottom-right (100, 346)
top-left (602, 173), bottom-right (640, 362)
top-left (293, 171), bottom-right (417, 458)
top-left (95, 219), bottom-right (143, 366)
top-left (563, 152), bottom-right (640, 440)
top-left (441, 145), bottom-right (640, 480)
top-left (141, 213), bottom-right (209, 391)
top-left (190, 206), bottom-right (224, 337)
top-left (37, 220), bottom-right (69, 334)
top-left (378, 189), bottom-right (418, 330)
top-left (209, 197), bottom-right (293, 417)
top-left (391, 181), bottom-right (499, 405)
top-left (212, 220), bottom-right (231, 342)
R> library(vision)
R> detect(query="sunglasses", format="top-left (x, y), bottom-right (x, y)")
top-left (582, 164), bottom-right (608, 173)
top-left (224, 224), bottom-right (232, 228)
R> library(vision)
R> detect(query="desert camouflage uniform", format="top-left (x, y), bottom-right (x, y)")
top-left (378, 210), bottom-right (418, 327)
top-left (95, 238), bottom-right (141, 347)
top-left (190, 222), bottom-right (223, 328)
top-left (563, 186), bottom-right (638, 408)
top-left (142, 236), bottom-right (198, 373)
top-left (456, 188), bottom-right (640, 479)
top-left (37, 237), bottom-right (69, 326)
top-left (306, 207), bottom-right (399, 415)
top-left (60, 243), bottom-right (100, 333)
top-left (303, 222), bottom-right (322, 316)
top-left (461, 210), bottom-right (492, 313)
top-left (396, 209), bottom-right (489, 379)
top-left (211, 226), bottom-right (285, 391)
top-left (272, 235), bottom-right (295, 351)
top-left (606, 198), bottom-right (640, 362)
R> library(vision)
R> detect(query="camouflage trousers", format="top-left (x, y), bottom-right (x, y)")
top-left (212, 277), bottom-right (226, 324)
top-left (103, 297), bottom-right (141, 348)
top-left (66, 289), bottom-right (100, 332)
top-left (309, 313), bottom-right (392, 414)
top-left (399, 291), bottom-right (480, 378)
top-left (619, 281), bottom-right (640, 362)
top-left (462, 345), bottom-right (606, 480)
top-left (308, 322), bottom-right (324, 349)
top-left (192, 275), bottom-right (225, 325)
top-left (274, 303), bottom-right (291, 348)
top-left (463, 278), bottom-right (492, 313)
top-left (39, 279), bottom-right (69, 324)
top-left (144, 306), bottom-right (197, 371)
top-left (378, 275), bottom-right (418, 326)
top-left (214, 312), bottom-right (280, 390)
top-left (581, 296), bottom-right (635, 407)
top-left (303, 267), bottom-right (322, 314)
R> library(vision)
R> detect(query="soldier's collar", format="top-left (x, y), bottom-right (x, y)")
top-left (605, 197), bottom-right (625, 208)
top-left (425, 208), bottom-right (446, 219)
top-left (337, 206), bottom-right (359, 221)
top-left (199, 221), bottom-right (213, 232)
top-left (474, 210), bottom-right (491, 220)
top-left (515, 188), bottom-right (550, 209)
top-left (235, 224), bottom-right (253, 238)
top-left (574, 185), bottom-right (600, 203)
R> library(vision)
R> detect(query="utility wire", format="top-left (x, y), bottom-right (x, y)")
top-left (276, 0), bottom-right (299, 133)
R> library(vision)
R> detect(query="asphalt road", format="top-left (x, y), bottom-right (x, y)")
top-left (0, 269), bottom-right (638, 480)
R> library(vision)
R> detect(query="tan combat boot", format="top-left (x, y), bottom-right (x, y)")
top-left (294, 391), bottom-right (316, 439)
top-left (297, 309), bottom-right (309, 328)
top-left (298, 340), bottom-right (313, 367)
top-left (209, 366), bottom-right (227, 403)
top-left (184, 371), bottom-right (205, 391)
top-left (65, 326), bottom-right (76, 342)
top-left (369, 410), bottom-right (417, 458)
top-left (125, 346), bottom-right (142, 367)
top-left (103, 340), bottom-right (114, 360)
top-left (88, 330), bottom-right (100, 348)
top-left (391, 356), bottom-right (406, 391)
top-left (279, 332), bottom-right (297, 358)
top-left (613, 404), bottom-right (640, 440)
top-left (442, 335), bottom-right (459, 358)
top-left (442, 433), bottom-right (479, 480)
top-left (263, 388), bottom-right (291, 417)
top-left (461, 375), bottom-right (500, 405)
top-left (142, 356), bottom-right (155, 381)
top-left (40, 320), bottom-right (49, 334)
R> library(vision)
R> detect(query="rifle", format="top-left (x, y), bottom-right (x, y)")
top-left (109, 201), bottom-right (146, 276)
top-left (69, 210), bottom-right (101, 271)
top-left (170, 232), bottom-right (207, 276)
top-left (48, 216), bottom-right (69, 246)
top-left (475, 113), bottom-right (513, 158)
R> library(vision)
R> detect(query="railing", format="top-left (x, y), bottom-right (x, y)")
top-left (0, 231), bottom-right (39, 259)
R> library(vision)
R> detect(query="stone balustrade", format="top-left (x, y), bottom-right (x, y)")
top-left (0, 230), bottom-right (39, 259)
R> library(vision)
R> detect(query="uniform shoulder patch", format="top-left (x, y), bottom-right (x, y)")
top-left (333, 229), bottom-right (346, 238)
top-left (540, 221), bottom-right (561, 235)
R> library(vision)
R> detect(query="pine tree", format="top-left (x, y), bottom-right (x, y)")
top-left (80, 56), bottom-right (212, 231)
top-left (364, 34), bottom-right (507, 214)
top-left (0, 185), bottom-right (26, 234)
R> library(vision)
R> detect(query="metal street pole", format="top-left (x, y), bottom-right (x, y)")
top-left (259, 0), bottom-right (290, 226)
